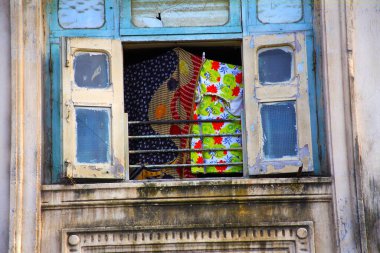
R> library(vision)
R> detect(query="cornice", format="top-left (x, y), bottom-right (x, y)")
top-left (42, 178), bottom-right (332, 210)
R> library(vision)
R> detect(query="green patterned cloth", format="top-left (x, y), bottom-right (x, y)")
top-left (190, 59), bottom-right (244, 174)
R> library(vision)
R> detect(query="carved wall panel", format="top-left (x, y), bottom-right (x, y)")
top-left (63, 223), bottom-right (314, 253)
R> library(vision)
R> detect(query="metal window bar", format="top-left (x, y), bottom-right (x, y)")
top-left (197, 118), bottom-right (207, 173)
top-left (129, 163), bottom-right (244, 169)
top-left (129, 148), bottom-right (243, 154)
top-left (128, 118), bottom-right (243, 178)
top-left (129, 133), bottom-right (241, 139)
top-left (128, 119), bottom-right (241, 125)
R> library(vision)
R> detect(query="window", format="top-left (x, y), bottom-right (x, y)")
top-left (120, 0), bottom-right (242, 36)
top-left (47, 0), bottom-right (321, 183)
top-left (123, 43), bottom-right (243, 179)
top-left (257, 0), bottom-right (303, 24)
top-left (61, 38), bottom-right (125, 179)
top-left (243, 33), bottom-right (314, 175)
top-left (130, 0), bottom-right (230, 27)
top-left (58, 0), bottom-right (106, 29)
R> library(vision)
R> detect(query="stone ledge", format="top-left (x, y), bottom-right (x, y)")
top-left (42, 178), bottom-right (332, 209)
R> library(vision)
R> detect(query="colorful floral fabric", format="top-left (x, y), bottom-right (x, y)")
top-left (191, 59), bottom-right (244, 174)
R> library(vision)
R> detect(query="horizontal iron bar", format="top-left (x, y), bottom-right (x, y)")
top-left (129, 148), bottom-right (243, 154)
top-left (129, 133), bottom-right (242, 139)
top-left (128, 119), bottom-right (241, 125)
top-left (129, 162), bottom-right (244, 169)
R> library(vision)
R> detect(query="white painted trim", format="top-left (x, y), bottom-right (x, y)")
top-left (9, 1), bottom-right (43, 252)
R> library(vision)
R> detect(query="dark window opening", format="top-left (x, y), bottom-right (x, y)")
top-left (123, 41), bottom-right (244, 180)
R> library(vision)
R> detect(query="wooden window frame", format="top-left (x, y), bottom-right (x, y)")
top-left (243, 32), bottom-right (314, 175)
top-left (61, 38), bottom-right (126, 179)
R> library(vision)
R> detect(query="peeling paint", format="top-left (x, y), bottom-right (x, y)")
top-left (297, 62), bottom-right (304, 73)
top-left (249, 144), bottom-right (309, 175)
top-left (299, 144), bottom-right (312, 171)
top-left (274, 34), bottom-right (288, 39)
top-left (249, 157), bottom-right (303, 175)
top-left (294, 37), bottom-right (302, 53)
top-left (110, 157), bottom-right (125, 178)
top-left (250, 153), bottom-right (264, 174)
top-left (298, 144), bottom-right (310, 159)
top-left (250, 35), bottom-right (254, 48)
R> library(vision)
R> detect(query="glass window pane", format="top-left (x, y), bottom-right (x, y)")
top-left (259, 47), bottom-right (293, 84)
top-left (261, 102), bottom-right (297, 159)
top-left (58, 0), bottom-right (105, 29)
top-left (76, 107), bottom-right (111, 163)
top-left (74, 52), bottom-right (110, 88)
top-left (131, 0), bottom-right (229, 28)
top-left (257, 0), bottom-right (303, 24)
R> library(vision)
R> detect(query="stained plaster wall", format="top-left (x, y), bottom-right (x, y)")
top-left (0, 0), bottom-right (11, 251)
top-left (351, 1), bottom-right (380, 252)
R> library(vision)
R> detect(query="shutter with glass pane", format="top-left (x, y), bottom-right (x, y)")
top-left (243, 32), bottom-right (313, 175)
top-left (61, 38), bottom-right (126, 179)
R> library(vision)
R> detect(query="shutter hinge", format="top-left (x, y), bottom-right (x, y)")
top-left (64, 160), bottom-right (76, 185)
top-left (60, 37), bottom-right (70, 67)
top-left (65, 101), bottom-right (72, 123)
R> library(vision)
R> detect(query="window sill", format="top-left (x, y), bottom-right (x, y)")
top-left (42, 177), bottom-right (332, 210)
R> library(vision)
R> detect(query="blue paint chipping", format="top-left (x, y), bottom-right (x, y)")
top-left (74, 52), bottom-right (110, 88)
top-left (259, 47), bottom-right (292, 84)
top-left (76, 107), bottom-right (111, 164)
top-left (297, 62), bottom-right (304, 73)
top-left (261, 102), bottom-right (297, 159)
top-left (250, 36), bottom-right (255, 48)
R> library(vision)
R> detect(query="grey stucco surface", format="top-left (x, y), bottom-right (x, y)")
top-left (353, 1), bottom-right (380, 251)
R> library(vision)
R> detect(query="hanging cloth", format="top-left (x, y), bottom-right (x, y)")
top-left (125, 48), bottom-right (202, 178)
top-left (190, 59), bottom-right (244, 174)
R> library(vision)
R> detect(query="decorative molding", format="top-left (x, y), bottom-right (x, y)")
top-left (62, 223), bottom-right (315, 253)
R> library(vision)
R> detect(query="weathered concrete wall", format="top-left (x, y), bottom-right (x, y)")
top-left (0, 0), bottom-right (11, 251)
top-left (41, 179), bottom-right (335, 253)
top-left (351, 1), bottom-right (380, 252)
